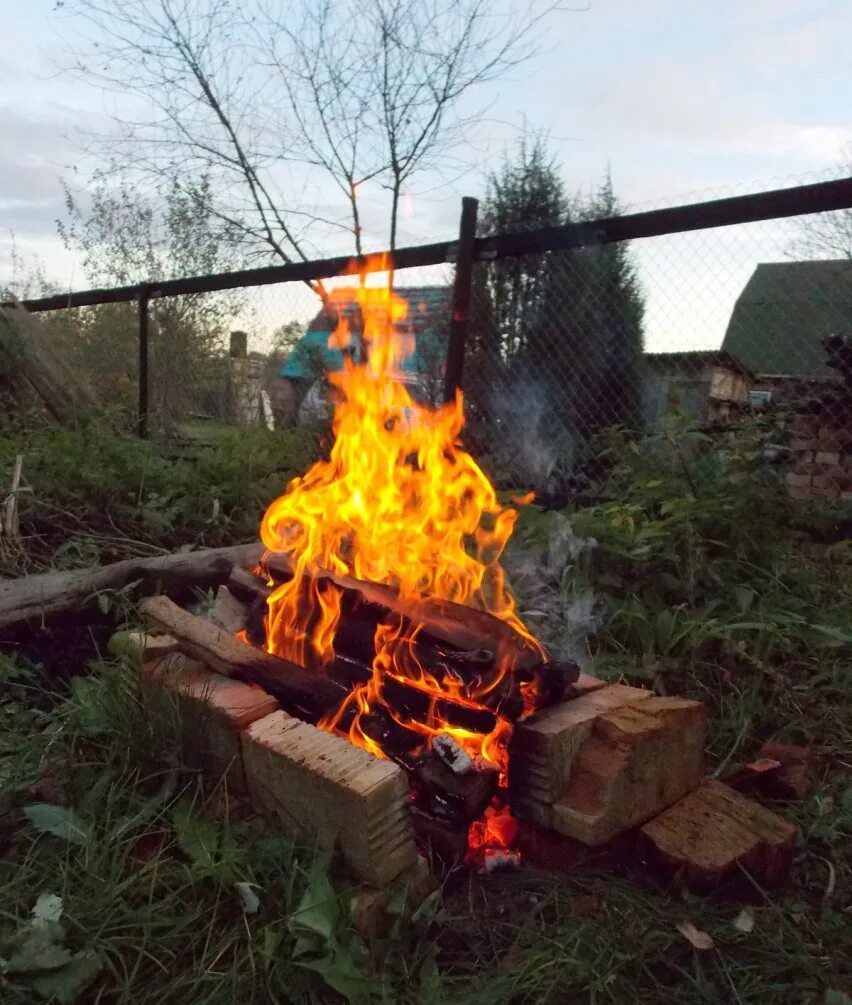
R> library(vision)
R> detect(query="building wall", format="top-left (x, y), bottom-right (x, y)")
top-left (786, 413), bottom-right (852, 501)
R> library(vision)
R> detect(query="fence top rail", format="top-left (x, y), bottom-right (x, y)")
top-left (10, 176), bottom-right (852, 314)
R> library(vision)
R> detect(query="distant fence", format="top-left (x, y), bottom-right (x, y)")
top-left (8, 175), bottom-right (852, 495)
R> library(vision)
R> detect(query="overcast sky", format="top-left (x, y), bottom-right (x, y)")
top-left (1, 0), bottom-right (850, 349)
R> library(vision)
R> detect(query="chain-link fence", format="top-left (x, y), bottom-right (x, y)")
top-left (464, 209), bottom-right (852, 497)
top-left (8, 175), bottom-right (852, 503)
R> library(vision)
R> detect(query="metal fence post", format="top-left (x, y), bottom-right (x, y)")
top-left (137, 284), bottom-right (150, 438)
top-left (443, 196), bottom-right (479, 403)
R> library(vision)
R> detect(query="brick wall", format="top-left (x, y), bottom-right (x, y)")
top-left (787, 413), bottom-right (852, 501)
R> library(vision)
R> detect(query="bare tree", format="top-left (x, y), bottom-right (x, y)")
top-left (63, 0), bottom-right (559, 278)
top-left (790, 152), bottom-right (852, 260)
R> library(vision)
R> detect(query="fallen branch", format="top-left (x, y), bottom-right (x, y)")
top-left (0, 541), bottom-right (264, 635)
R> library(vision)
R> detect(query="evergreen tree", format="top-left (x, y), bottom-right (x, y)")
top-left (474, 145), bottom-right (645, 490)
top-left (534, 171), bottom-right (645, 440)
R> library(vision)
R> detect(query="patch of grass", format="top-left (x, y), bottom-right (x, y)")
top-left (1, 415), bottom-right (850, 1003)
top-left (0, 418), bottom-right (321, 572)
top-left (0, 656), bottom-right (455, 1004)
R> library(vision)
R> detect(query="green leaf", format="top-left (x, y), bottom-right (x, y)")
top-left (3, 922), bottom-right (71, 974)
top-left (172, 803), bottom-right (220, 872)
top-left (24, 804), bottom-right (91, 846)
top-left (31, 951), bottom-right (103, 1004)
top-left (301, 952), bottom-right (371, 1005)
top-left (289, 856), bottom-right (339, 957)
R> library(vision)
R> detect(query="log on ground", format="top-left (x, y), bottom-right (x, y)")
top-left (0, 542), bottom-right (264, 636)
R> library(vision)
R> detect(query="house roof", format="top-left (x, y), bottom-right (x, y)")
top-left (280, 285), bottom-right (451, 379)
top-left (644, 350), bottom-right (754, 379)
top-left (721, 260), bottom-right (852, 379)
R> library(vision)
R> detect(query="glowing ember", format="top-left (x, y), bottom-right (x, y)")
top-left (258, 263), bottom-right (545, 853)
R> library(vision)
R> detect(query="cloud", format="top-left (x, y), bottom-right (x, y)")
top-left (0, 104), bottom-right (84, 239)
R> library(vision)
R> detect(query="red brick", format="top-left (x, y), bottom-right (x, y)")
top-left (812, 474), bottom-right (840, 491)
top-left (811, 485), bottom-right (841, 498)
top-left (788, 485), bottom-right (812, 499)
top-left (818, 425), bottom-right (851, 446)
top-left (815, 451), bottom-right (841, 465)
top-left (241, 711), bottom-right (417, 885)
top-left (142, 654), bottom-right (278, 791)
top-left (787, 472), bottom-right (812, 487)
top-left (789, 438), bottom-right (818, 452)
top-left (757, 743), bottom-right (814, 800)
top-left (639, 779), bottom-right (797, 889)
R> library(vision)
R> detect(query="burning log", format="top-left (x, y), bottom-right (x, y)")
top-left (0, 542), bottom-right (264, 636)
top-left (139, 595), bottom-right (347, 723)
top-left (259, 554), bottom-right (578, 713)
top-left (327, 655), bottom-right (500, 741)
top-left (262, 553), bottom-right (542, 670)
top-left (229, 561), bottom-right (523, 713)
top-left (410, 743), bottom-right (499, 822)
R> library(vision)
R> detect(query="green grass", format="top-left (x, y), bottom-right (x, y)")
top-left (1, 645), bottom-right (849, 1003)
top-left (1, 417), bottom-right (850, 1003)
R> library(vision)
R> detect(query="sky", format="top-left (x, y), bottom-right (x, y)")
top-left (1, 0), bottom-right (851, 351)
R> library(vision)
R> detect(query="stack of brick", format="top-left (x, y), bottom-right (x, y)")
top-left (786, 333), bottom-right (852, 502)
top-left (141, 650), bottom-right (419, 887)
top-left (787, 413), bottom-right (852, 501)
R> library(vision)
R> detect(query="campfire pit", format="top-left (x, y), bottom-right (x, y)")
top-left (129, 272), bottom-right (795, 894)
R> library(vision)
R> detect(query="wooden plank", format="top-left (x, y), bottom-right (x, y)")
top-left (140, 595), bottom-right (347, 723)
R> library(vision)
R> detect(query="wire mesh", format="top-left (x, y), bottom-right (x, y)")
top-left (7, 180), bottom-right (852, 506)
top-left (464, 207), bottom-right (852, 499)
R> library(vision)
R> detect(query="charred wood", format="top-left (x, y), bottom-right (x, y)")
top-left (261, 552), bottom-right (542, 670)
top-left (411, 749), bottom-right (499, 823)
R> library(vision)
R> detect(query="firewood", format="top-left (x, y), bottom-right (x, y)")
top-left (411, 806), bottom-right (469, 865)
top-left (139, 595), bottom-right (347, 723)
top-left (411, 748), bottom-right (499, 822)
top-left (327, 654), bottom-right (500, 738)
top-left (380, 675), bottom-right (498, 736)
top-left (0, 542), bottom-right (264, 636)
top-left (227, 564), bottom-right (271, 600)
top-left (210, 585), bottom-right (249, 634)
top-left (262, 552), bottom-right (542, 670)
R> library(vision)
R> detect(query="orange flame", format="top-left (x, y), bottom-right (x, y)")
top-left (259, 263), bottom-right (543, 776)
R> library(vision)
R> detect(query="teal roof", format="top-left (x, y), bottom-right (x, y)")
top-left (280, 286), bottom-right (450, 380)
top-left (722, 260), bottom-right (852, 378)
top-left (279, 328), bottom-right (362, 378)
